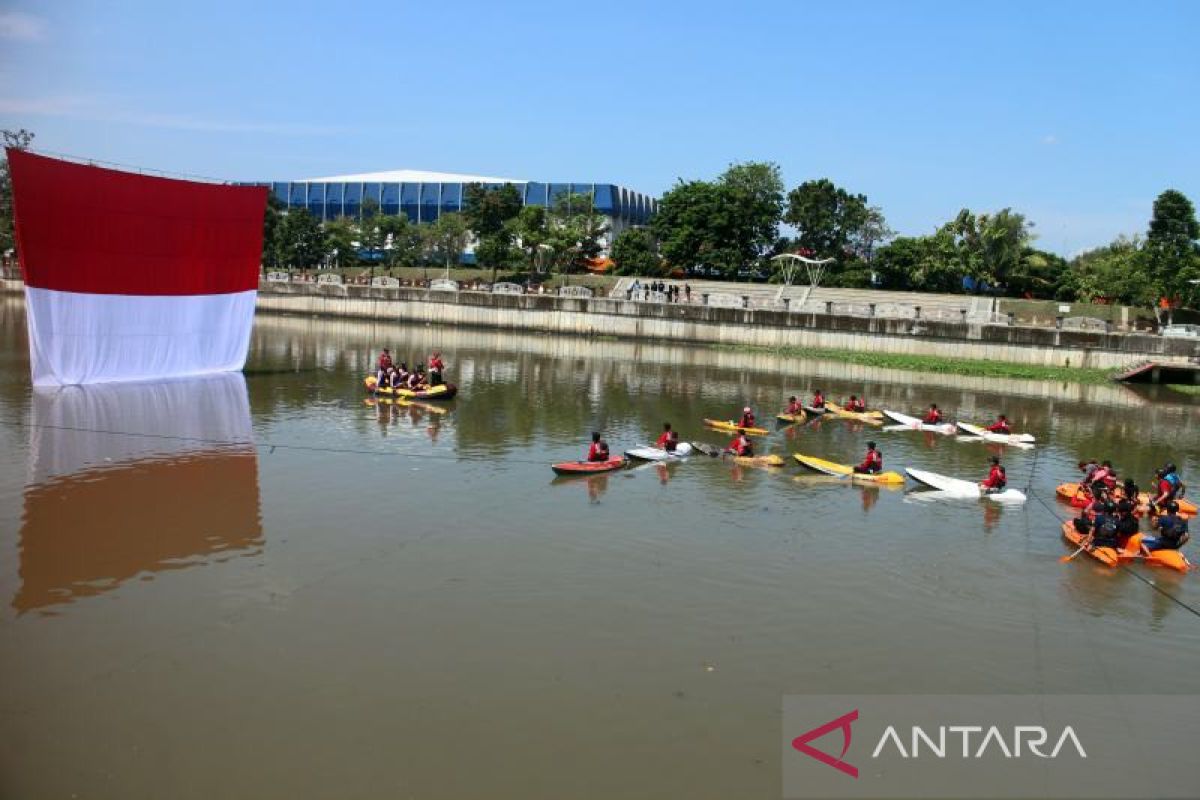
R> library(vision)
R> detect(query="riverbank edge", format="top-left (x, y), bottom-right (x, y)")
top-left (4, 279), bottom-right (1198, 373)
top-left (706, 344), bottom-right (1116, 384)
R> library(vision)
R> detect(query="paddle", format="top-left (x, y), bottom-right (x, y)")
top-left (1059, 544), bottom-right (1089, 563)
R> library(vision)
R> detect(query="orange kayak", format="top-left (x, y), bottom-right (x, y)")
top-left (1056, 482), bottom-right (1196, 518)
top-left (1060, 521), bottom-right (1119, 567)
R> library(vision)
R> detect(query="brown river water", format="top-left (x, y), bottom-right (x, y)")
top-left (1, 298), bottom-right (1198, 799)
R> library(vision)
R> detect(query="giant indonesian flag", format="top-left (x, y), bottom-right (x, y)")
top-left (7, 148), bottom-right (267, 385)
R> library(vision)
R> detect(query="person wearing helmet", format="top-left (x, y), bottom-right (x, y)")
top-left (980, 456), bottom-right (1007, 494)
top-left (853, 441), bottom-right (882, 474)
top-left (1089, 501), bottom-right (1122, 549)
top-left (1142, 501), bottom-right (1190, 553)
top-left (738, 407), bottom-right (756, 429)
top-left (1114, 499), bottom-right (1139, 549)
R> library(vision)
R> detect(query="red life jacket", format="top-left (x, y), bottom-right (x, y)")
top-left (813, 393), bottom-right (824, 407)
top-left (655, 432), bottom-right (671, 447)
top-left (378, 353), bottom-right (393, 370)
top-left (986, 420), bottom-right (1011, 433)
top-left (729, 436), bottom-right (753, 456)
top-left (587, 442), bottom-right (609, 462)
top-left (739, 414), bottom-right (755, 428)
top-left (858, 449), bottom-right (882, 472)
top-left (924, 409), bottom-right (941, 423)
top-left (982, 465), bottom-right (1006, 489)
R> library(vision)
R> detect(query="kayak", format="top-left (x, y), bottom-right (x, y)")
top-left (793, 454), bottom-right (905, 485)
top-left (1121, 533), bottom-right (1190, 573)
top-left (823, 402), bottom-right (884, 425)
top-left (802, 404), bottom-right (827, 416)
top-left (365, 376), bottom-right (458, 400)
top-left (730, 454), bottom-right (785, 469)
top-left (551, 457), bottom-right (627, 476)
top-left (1060, 520), bottom-right (1120, 567)
top-left (905, 467), bottom-right (1027, 503)
top-left (881, 410), bottom-right (957, 435)
top-left (625, 443), bottom-right (695, 462)
top-left (956, 421), bottom-right (1035, 445)
top-left (1055, 482), bottom-right (1197, 518)
top-left (703, 418), bottom-right (770, 436)
top-left (777, 411), bottom-right (807, 425)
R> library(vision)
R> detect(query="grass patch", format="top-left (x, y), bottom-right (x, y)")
top-left (710, 344), bottom-right (1116, 384)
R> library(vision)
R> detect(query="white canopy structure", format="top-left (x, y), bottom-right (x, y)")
top-left (770, 253), bottom-right (835, 305)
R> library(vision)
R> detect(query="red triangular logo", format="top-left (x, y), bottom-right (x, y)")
top-left (791, 709), bottom-right (859, 778)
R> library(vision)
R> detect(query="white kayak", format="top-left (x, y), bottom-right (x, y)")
top-left (905, 467), bottom-right (1027, 503)
top-left (956, 421), bottom-right (1035, 446)
top-left (625, 442), bottom-right (694, 462)
top-left (881, 410), bottom-right (956, 435)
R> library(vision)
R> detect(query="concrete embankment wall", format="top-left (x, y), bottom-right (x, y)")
top-left (254, 283), bottom-right (1200, 370)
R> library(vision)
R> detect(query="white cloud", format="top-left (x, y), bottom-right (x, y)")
top-left (0, 11), bottom-right (46, 41)
top-left (0, 94), bottom-right (344, 136)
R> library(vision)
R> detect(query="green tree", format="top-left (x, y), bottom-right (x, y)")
top-left (784, 178), bottom-right (869, 263)
top-left (1145, 189), bottom-right (1200, 308)
top-left (611, 228), bottom-right (661, 276)
top-left (378, 214), bottom-right (422, 271)
top-left (423, 212), bottom-right (470, 274)
top-left (1059, 236), bottom-right (1149, 305)
top-left (261, 193), bottom-right (286, 272)
top-left (850, 206), bottom-right (894, 265)
top-left (463, 183), bottom-right (523, 280)
top-left (278, 208), bottom-right (325, 269)
top-left (873, 233), bottom-right (961, 293)
top-left (512, 204), bottom-right (549, 276)
top-left (323, 217), bottom-right (358, 269)
top-left (0, 128), bottom-right (35, 259)
top-left (718, 161), bottom-right (784, 266)
top-left (545, 192), bottom-right (609, 274)
top-left (939, 208), bottom-right (1033, 291)
top-left (1009, 247), bottom-right (1067, 299)
top-left (651, 179), bottom-right (742, 276)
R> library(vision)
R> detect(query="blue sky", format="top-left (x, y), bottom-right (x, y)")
top-left (1, 0), bottom-right (1196, 254)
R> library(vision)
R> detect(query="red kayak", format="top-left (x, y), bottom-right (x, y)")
top-left (551, 457), bottom-right (627, 476)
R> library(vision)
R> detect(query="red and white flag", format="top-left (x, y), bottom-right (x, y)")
top-left (7, 149), bottom-right (267, 385)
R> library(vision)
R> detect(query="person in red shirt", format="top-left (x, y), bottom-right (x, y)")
top-left (923, 404), bottom-right (942, 424)
top-left (985, 415), bottom-right (1011, 434)
top-left (429, 351), bottom-right (445, 372)
top-left (811, 389), bottom-right (826, 409)
top-left (738, 407), bottom-right (755, 429)
top-left (846, 395), bottom-right (866, 412)
top-left (375, 348), bottom-right (393, 383)
top-left (586, 432), bottom-right (610, 462)
top-left (725, 429), bottom-right (754, 457)
top-left (853, 441), bottom-right (882, 474)
top-left (784, 396), bottom-right (803, 415)
top-left (979, 456), bottom-right (1007, 493)
top-left (655, 423), bottom-right (675, 450)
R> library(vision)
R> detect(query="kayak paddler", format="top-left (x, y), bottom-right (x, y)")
top-left (923, 404), bottom-right (942, 424)
top-left (784, 396), bottom-right (803, 415)
top-left (655, 423), bottom-right (677, 452)
top-left (725, 429), bottom-right (754, 457)
top-left (985, 414), bottom-right (1011, 434)
top-left (1089, 460), bottom-right (1117, 492)
top-left (811, 389), bottom-right (826, 409)
top-left (738, 407), bottom-right (756, 429)
top-left (1115, 499), bottom-right (1139, 548)
top-left (846, 394), bottom-right (866, 413)
top-left (979, 456), bottom-right (1007, 494)
top-left (587, 432), bottom-right (610, 462)
top-left (852, 441), bottom-right (882, 474)
top-left (1142, 501), bottom-right (1190, 554)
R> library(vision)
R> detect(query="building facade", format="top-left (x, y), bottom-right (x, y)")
top-left (263, 169), bottom-right (658, 257)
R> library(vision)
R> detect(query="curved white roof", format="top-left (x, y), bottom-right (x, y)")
top-left (299, 169), bottom-right (527, 183)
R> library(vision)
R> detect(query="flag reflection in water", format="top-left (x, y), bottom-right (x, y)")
top-left (16, 373), bottom-right (262, 613)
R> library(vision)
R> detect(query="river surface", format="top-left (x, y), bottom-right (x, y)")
top-left (1, 299), bottom-right (1198, 799)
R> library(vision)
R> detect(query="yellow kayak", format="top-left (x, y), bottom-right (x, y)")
top-left (823, 402), bottom-right (884, 424)
top-left (776, 412), bottom-right (807, 425)
top-left (793, 453), bottom-right (904, 484)
top-left (703, 418), bottom-right (770, 436)
top-left (731, 454), bottom-right (785, 468)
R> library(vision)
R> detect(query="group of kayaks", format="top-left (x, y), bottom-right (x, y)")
top-left (1051, 482), bottom-right (1194, 573)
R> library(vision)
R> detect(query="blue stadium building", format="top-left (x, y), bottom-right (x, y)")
top-left (265, 169), bottom-right (658, 259)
